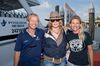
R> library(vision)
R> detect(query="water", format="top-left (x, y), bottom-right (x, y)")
top-left (0, 42), bottom-right (15, 66)
top-left (94, 27), bottom-right (100, 42)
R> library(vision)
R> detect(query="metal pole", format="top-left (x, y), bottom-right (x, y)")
top-left (89, 0), bottom-right (95, 40)
top-left (18, 0), bottom-right (33, 15)
top-left (55, 5), bottom-right (59, 13)
top-left (60, 7), bottom-right (65, 26)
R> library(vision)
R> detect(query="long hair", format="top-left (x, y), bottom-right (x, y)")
top-left (48, 20), bottom-right (63, 32)
top-left (70, 15), bottom-right (85, 41)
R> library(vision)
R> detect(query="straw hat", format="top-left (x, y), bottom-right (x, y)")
top-left (45, 11), bottom-right (62, 21)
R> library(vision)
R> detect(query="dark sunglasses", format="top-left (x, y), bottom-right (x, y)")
top-left (50, 19), bottom-right (60, 22)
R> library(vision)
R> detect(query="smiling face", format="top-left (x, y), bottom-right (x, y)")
top-left (70, 19), bottom-right (81, 33)
top-left (51, 19), bottom-right (60, 28)
top-left (28, 15), bottom-right (39, 30)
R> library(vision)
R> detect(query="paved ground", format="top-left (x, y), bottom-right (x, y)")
top-left (0, 38), bottom-right (100, 66)
top-left (94, 51), bottom-right (100, 66)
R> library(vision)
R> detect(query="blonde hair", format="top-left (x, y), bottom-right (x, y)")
top-left (48, 20), bottom-right (63, 31)
top-left (70, 15), bottom-right (85, 41)
top-left (27, 13), bottom-right (39, 22)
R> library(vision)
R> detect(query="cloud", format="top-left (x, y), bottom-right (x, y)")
top-left (37, 1), bottom-right (50, 8)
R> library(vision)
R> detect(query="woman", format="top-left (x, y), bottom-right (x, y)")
top-left (14, 13), bottom-right (44, 66)
top-left (66, 15), bottom-right (94, 66)
top-left (43, 11), bottom-right (67, 66)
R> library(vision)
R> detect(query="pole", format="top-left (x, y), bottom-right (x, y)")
top-left (89, 0), bottom-right (95, 40)
top-left (18, 0), bottom-right (33, 15)
top-left (55, 5), bottom-right (59, 13)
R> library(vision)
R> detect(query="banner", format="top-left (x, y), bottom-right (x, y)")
top-left (0, 17), bottom-right (27, 36)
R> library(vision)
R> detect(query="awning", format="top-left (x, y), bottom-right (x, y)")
top-left (0, 0), bottom-right (40, 10)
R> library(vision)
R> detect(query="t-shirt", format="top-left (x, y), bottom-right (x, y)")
top-left (66, 30), bottom-right (92, 65)
top-left (14, 28), bottom-right (44, 66)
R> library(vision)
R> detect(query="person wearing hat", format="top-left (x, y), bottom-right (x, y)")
top-left (42, 11), bottom-right (67, 66)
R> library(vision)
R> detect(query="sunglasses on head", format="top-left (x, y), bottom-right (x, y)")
top-left (50, 19), bottom-right (60, 22)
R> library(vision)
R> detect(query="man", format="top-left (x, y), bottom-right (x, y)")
top-left (14, 13), bottom-right (44, 66)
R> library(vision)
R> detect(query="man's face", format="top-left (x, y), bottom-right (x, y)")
top-left (28, 16), bottom-right (39, 30)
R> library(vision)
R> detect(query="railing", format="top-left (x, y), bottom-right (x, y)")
top-left (0, 10), bottom-right (27, 18)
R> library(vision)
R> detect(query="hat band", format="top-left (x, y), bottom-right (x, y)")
top-left (50, 16), bottom-right (60, 18)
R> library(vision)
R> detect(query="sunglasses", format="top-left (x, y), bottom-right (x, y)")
top-left (50, 19), bottom-right (60, 22)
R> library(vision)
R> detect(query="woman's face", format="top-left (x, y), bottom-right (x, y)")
top-left (51, 19), bottom-right (60, 28)
top-left (28, 16), bottom-right (39, 30)
top-left (70, 19), bottom-right (81, 32)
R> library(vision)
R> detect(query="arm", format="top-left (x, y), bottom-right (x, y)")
top-left (14, 51), bottom-right (21, 66)
top-left (88, 45), bottom-right (94, 66)
top-left (14, 33), bottom-right (23, 66)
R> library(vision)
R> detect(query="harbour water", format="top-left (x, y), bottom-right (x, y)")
top-left (94, 27), bottom-right (100, 42)
top-left (0, 42), bottom-right (15, 66)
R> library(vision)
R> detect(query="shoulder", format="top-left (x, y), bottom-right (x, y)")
top-left (84, 31), bottom-right (89, 34)
top-left (84, 31), bottom-right (93, 45)
top-left (16, 29), bottom-right (26, 39)
top-left (36, 28), bottom-right (45, 35)
top-left (66, 29), bottom-right (73, 35)
top-left (36, 28), bottom-right (44, 32)
top-left (84, 31), bottom-right (90, 37)
top-left (42, 28), bottom-right (50, 34)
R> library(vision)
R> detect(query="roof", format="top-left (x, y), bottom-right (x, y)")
top-left (96, 20), bottom-right (100, 23)
top-left (0, 0), bottom-right (40, 10)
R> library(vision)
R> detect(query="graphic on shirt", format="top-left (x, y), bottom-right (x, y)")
top-left (69, 39), bottom-right (84, 52)
top-left (36, 36), bottom-right (40, 40)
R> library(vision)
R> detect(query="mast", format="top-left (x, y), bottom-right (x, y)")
top-left (88, 0), bottom-right (95, 40)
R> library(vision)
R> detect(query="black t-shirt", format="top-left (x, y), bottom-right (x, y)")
top-left (66, 30), bottom-right (92, 65)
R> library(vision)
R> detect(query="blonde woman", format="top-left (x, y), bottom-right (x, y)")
top-left (66, 15), bottom-right (94, 66)
top-left (43, 11), bottom-right (67, 66)
top-left (14, 13), bottom-right (44, 66)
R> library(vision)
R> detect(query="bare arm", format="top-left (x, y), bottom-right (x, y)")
top-left (14, 51), bottom-right (21, 66)
top-left (88, 45), bottom-right (94, 66)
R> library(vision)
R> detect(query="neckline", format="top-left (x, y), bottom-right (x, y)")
top-left (25, 28), bottom-right (37, 38)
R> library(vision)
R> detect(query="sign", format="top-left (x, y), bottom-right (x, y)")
top-left (0, 17), bottom-right (27, 36)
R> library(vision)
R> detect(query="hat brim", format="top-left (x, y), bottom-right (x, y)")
top-left (45, 17), bottom-right (63, 21)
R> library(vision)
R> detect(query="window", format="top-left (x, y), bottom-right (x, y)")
top-left (98, 24), bottom-right (100, 27)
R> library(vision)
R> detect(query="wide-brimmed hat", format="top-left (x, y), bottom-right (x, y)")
top-left (45, 11), bottom-right (63, 21)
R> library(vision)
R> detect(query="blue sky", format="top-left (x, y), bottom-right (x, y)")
top-left (30, 0), bottom-right (100, 26)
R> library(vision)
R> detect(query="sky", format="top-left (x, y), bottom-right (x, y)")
top-left (22, 0), bottom-right (100, 26)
